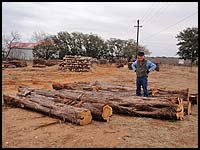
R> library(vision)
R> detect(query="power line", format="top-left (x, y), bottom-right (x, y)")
top-left (140, 2), bottom-right (157, 23)
top-left (142, 2), bottom-right (167, 25)
top-left (142, 11), bottom-right (198, 41)
top-left (145, 2), bottom-right (170, 25)
top-left (141, 2), bottom-right (161, 24)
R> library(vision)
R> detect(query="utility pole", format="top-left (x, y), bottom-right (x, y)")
top-left (134, 19), bottom-right (143, 59)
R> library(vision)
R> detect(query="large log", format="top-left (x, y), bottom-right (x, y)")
top-left (17, 86), bottom-right (112, 122)
top-left (7, 60), bottom-right (27, 67)
top-left (18, 86), bottom-right (184, 120)
top-left (152, 88), bottom-right (189, 101)
top-left (52, 81), bottom-right (134, 92)
top-left (75, 102), bottom-right (112, 122)
top-left (52, 81), bottom-right (189, 101)
top-left (3, 94), bottom-right (92, 126)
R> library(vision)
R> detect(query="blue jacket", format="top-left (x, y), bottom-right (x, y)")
top-left (131, 60), bottom-right (156, 73)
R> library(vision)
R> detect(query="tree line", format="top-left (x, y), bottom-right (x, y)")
top-left (2, 27), bottom-right (198, 67)
top-left (32, 31), bottom-right (150, 61)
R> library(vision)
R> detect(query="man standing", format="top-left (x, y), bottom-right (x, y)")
top-left (131, 51), bottom-right (156, 97)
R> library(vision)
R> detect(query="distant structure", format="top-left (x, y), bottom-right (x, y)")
top-left (8, 42), bottom-right (37, 60)
top-left (6, 40), bottom-right (57, 60)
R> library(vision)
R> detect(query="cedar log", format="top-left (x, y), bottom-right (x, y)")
top-left (3, 94), bottom-right (92, 126)
top-left (18, 86), bottom-right (184, 120)
top-left (18, 86), bottom-right (112, 122)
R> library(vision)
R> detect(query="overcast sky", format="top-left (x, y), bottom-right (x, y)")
top-left (2, 2), bottom-right (198, 57)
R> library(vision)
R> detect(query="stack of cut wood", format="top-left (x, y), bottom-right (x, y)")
top-left (58, 55), bottom-right (92, 72)
top-left (3, 60), bottom-right (27, 68)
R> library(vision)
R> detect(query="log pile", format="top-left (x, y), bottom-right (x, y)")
top-left (3, 94), bottom-right (92, 125)
top-left (32, 58), bottom-right (59, 67)
top-left (52, 81), bottom-right (197, 118)
top-left (3, 60), bottom-right (27, 68)
top-left (22, 85), bottom-right (184, 120)
top-left (58, 55), bottom-right (92, 72)
top-left (3, 81), bottom-right (197, 126)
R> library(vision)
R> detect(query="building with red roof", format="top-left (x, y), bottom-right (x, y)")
top-left (7, 40), bottom-right (55, 60)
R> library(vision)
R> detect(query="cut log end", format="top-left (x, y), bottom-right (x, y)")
top-left (176, 97), bottom-right (184, 120)
top-left (79, 110), bottom-right (92, 125)
top-left (52, 83), bottom-right (64, 90)
top-left (151, 88), bottom-right (157, 96)
top-left (102, 105), bottom-right (113, 122)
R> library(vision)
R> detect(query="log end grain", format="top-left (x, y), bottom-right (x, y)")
top-left (102, 105), bottom-right (113, 122)
top-left (79, 110), bottom-right (92, 125)
top-left (52, 83), bottom-right (64, 90)
top-left (176, 97), bottom-right (184, 120)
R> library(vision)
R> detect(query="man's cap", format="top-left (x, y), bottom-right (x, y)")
top-left (138, 51), bottom-right (145, 56)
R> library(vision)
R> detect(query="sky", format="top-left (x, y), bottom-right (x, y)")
top-left (2, 2), bottom-right (198, 57)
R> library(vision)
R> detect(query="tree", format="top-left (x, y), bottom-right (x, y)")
top-left (53, 31), bottom-right (72, 59)
top-left (32, 32), bottom-right (58, 60)
top-left (176, 27), bottom-right (198, 67)
top-left (106, 38), bottom-right (150, 62)
top-left (83, 33), bottom-right (107, 59)
top-left (2, 31), bottom-right (21, 60)
top-left (52, 31), bottom-right (150, 61)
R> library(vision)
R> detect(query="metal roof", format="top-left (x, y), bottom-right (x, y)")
top-left (10, 42), bottom-right (38, 49)
top-left (9, 40), bottom-right (54, 49)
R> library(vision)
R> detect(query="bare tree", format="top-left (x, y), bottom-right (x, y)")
top-left (30, 31), bottom-right (50, 42)
top-left (2, 31), bottom-right (21, 60)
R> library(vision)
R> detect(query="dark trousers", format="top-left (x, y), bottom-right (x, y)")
top-left (136, 76), bottom-right (148, 97)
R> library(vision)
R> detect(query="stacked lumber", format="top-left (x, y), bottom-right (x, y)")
top-left (58, 55), bottom-right (92, 72)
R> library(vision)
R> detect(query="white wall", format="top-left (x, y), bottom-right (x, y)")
top-left (9, 48), bottom-right (33, 60)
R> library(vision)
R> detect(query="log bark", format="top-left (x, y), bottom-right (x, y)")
top-left (75, 102), bottom-right (112, 122)
top-left (152, 88), bottom-right (189, 101)
top-left (7, 60), bottom-right (27, 67)
top-left (18, 86), bottom-right (112, 122)
top-left (32, 64), bottom-right (46, 68)
top-left (3, 94), bottom-right (92, 126)
top-left (18, 86), bottom-right (184, 120)
top-left (52, 82), bottom-right (188, 101)
top-left (52, 81), bottom-right (134, 92)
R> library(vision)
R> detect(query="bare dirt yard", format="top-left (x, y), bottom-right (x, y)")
top-left (2, 62), bottom-right (198, 148)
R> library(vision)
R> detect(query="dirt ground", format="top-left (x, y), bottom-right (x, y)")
top-left (2, 62), bottom-right (198, 148)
